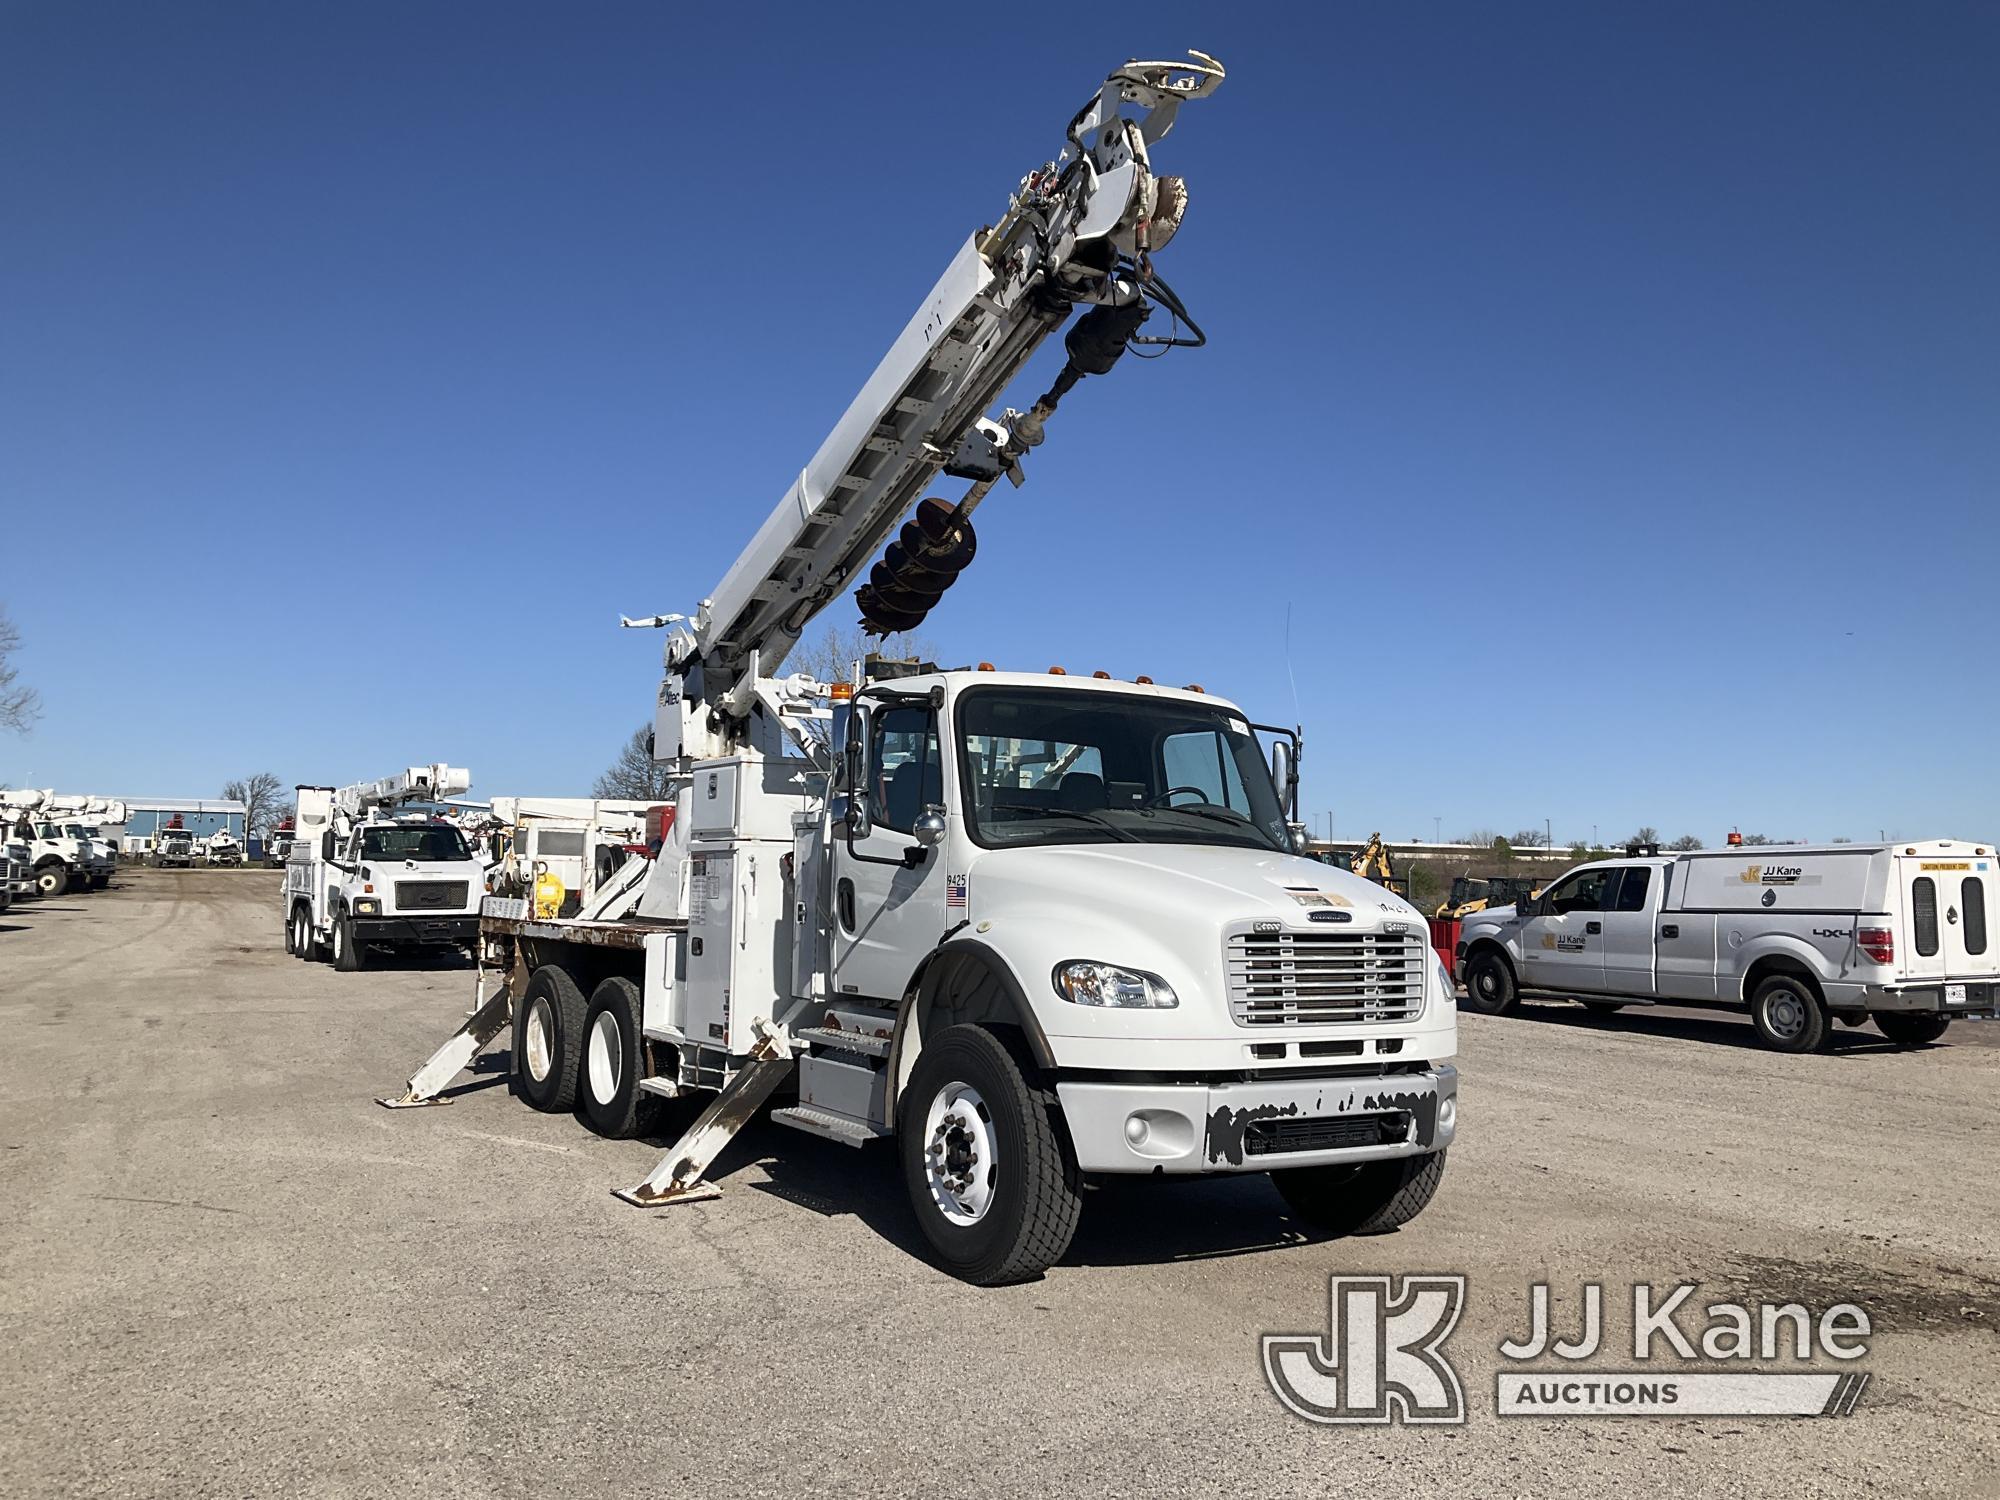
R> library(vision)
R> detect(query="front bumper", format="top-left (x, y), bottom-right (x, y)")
top-left (1056, 1064), bottom-right (1457, 1174)
top-left (353, 914), bottom-right (477, 946)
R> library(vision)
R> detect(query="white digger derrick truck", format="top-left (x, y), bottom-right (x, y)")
top-left (283, 765), bottom-right (483, 971)
top-left (386, 52), bottom-right (1460, 1284)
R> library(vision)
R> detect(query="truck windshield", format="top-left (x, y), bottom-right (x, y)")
top-left (360, 825), bottom-right (470, 862)
top-left (957, 686), bottom-right (1287, 852)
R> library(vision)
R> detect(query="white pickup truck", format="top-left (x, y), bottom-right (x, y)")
top-left (1456, 841), bottom-right (1998, 1051)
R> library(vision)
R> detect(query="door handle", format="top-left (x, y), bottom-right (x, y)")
top-left (1661, 924), bottom-right (1679, 939)
top-left (836, 878), bottom-right (856, 934)
top-left (1585, 921), bottom-right (1602, 935)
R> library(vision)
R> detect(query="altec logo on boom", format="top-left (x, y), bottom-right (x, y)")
top-left (1264, 1277), bottom-right (1871, 1424)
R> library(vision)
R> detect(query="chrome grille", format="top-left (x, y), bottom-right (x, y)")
top-left (395, 880), bottom-right (468, 911)
top-left (1226, 929), bottom-right (1426, 1026)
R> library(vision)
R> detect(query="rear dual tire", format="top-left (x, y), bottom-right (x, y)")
top-left (513, 965), bottom-right (587, 1113)
top-left (578, 976), bottom-right (660, 1139)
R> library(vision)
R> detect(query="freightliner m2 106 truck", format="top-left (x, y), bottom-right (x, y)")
top-left (386, 53), bottom-right (1458, 1284)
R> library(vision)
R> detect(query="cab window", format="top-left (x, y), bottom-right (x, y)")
top-left (870, 705), bottom-right (940, 834)
top-left (1545, 868), bottom-right (1615, 915)
top-left (1161, 728), bottom-right (1253, 812)
top-left (1609, 866), bottom-right (1652, 913)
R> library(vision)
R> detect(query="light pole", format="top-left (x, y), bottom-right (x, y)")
top-left (1433, 815), bottom-right (1441, 844)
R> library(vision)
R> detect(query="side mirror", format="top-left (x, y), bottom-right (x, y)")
top-left (1269, 738), bottom-right (1298, 816)
top-left (1287, 823), bottom-right (1310, 854)
top-left (912, 809), bottom-right (946, 847)
top-left (321, 829), bottom-right (335, 862)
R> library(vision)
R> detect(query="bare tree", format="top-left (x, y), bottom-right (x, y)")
top-left (1629, 826), bottom-right (1660, 847)
top-left (1667, 833), bottom-right (1703, 851)
top-left (0, 606), bottom-right (41, 734)
top-left (788, 623), bottom-right (937, 749)
top-left (1509, 828), bottom-right (1550, 849)
top-left (1454, 828), bottom-right (1501, 848)
top-left (1739, 832), bottom-right (1773, 846)
top-left (222, 772), bottom-right (287, 838)
top-left (593, 726), bottom-right (679, 801)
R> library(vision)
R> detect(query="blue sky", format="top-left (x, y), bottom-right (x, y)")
top-left (2, 2), bottom-right (1994, 845)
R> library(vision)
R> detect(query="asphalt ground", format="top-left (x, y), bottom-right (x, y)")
top-left (2, 870), bottom-right (1994, 1498)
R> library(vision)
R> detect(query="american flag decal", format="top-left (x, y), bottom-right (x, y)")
top-left (946, 874), bottom-right (968, 910)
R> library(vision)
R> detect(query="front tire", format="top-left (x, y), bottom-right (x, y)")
top-left (1460, 950), bottom-right (1517, 1015)
top-left (900, 1024), bottom-right (1081, 1286)
top-left (332, 914), bottom-right (367, 972)
top-left (1750, 974), bottom-right (1828, 1052)
top-left (34, 864), bottom-right (65, 899)
top-left (1272, 1150), bottom-right (1448, 1235)
top-left (1876, 1012), bottom-right (1950, 1047)
top-left (578, 976), bottom-right (659, 1138)
top-left (513, 964), bottom-right (586, 1112)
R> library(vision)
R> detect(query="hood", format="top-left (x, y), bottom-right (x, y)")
top-left (972, 842), bottom-right (1426, 930)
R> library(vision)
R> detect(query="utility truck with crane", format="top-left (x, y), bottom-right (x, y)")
top-left (1, 792), bottom-right (101, 896)
top-left (384, 53), bottom-right (1458, 1284)
top-left (284, 766), bottom-right (483, 970)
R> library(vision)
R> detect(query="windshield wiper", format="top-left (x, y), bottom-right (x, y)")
top-left (1154, 803), bottom-right (1280, 847)
top-left (997, 806), bottom-right (1142, 843)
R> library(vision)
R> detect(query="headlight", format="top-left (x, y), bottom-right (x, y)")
top-left (354, 898), bottom-right (381, 916)
top-left (1053, 960), bottom-right (1178, 1009)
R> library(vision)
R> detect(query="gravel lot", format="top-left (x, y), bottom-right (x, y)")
top-left (2, 870), bottom-right (1995, 1498)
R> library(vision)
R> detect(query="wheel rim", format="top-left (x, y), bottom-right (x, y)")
top-left (332, 922), bottom-right (344, 961)
top-left (525, 997), bottom-right (554, 1083)
top-left (586, 1010), bottom-right (622, 1103)
top-left (1764, 988), bottom-right (1806, 1041)
top-left (922, 1081), bottom-right (997, 1227)
top-left (1473, 962), bottom-right (1501, 1002)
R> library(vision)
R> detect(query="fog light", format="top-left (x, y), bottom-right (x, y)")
top-left (1439, 1098), bottom-right (1456, 1133)
top-left (1125, 1115), bottom-right (1150, 1145)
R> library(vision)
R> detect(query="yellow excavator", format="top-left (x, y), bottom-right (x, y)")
top-left (1433, 873), bottom-right (1541, 921)
top-left (1351, 833), bottom-right (1409, 897)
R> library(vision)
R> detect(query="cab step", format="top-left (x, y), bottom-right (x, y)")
top-left (770, 1104), bottom-right (884, 1148)
top-left (794, 1025), bottom-right (891, 1059)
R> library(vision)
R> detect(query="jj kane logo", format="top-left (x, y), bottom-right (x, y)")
top-left (1264, 1277), bottom-right (1871, 1424)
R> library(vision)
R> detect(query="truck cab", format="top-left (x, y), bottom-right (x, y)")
top-left (628, 667), bottom-right (1460, 1278)
top-left (51, 822), bottom-right (115, 888)
top-left (154, 824), bottom-right (198, 869)
top-left (284, 770), bottom-right (482, 972)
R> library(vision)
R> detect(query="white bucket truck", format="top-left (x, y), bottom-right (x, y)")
top-left (1, 791), bottom-right (98, 896)
top-left (1456, 841), bottom-right (1999, 1050)
top-left (283, 765), bottom-right (483, 971)
top-left (385, 52), bottom-right (1457, 1284)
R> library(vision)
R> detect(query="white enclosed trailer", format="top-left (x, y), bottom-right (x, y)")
top-left (388, 53), bottom-right (1458, 1284)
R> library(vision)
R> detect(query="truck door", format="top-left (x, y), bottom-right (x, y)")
top-left (1906, 853), bottom-right (1998, 1005)
top-left (832, 701), bottom-right (948, 1004)
top-left (1898, 856), bottom-right (1949, 988)
top-left (1518, 865), bottom-right (1615, 993)
top-left (1594, 864), bottom-right (1661, 994)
